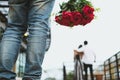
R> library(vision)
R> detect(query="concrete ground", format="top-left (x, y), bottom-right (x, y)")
top-left (16, 77), bottom-right (22, 80)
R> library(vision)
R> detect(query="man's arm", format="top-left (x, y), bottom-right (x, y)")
top-left (94, 53), bottom-right (96, 62)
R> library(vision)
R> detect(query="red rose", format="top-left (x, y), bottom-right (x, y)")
top-left (82, 5), bottom-right (94, 16)
top-left (80, 14), bottom-right (94, 25)
top-left (81, 5), bottom-right (95, 25)
top-left (80, 18), bottom-right (88, 26)
top-left (54, 0), bottom-right (97, 27)
top-left (55, 5), bottom-right (95, 26)
top-left (86, 14), bottom-right (94, 23)
top-left (62, 11), bottom-right (74, 22)
top-left (60, 11), bottom-right (73, 26)
top-left (72, 11), bottom-right (83, 26)
top-left (55, 15), bottom-right (62, 24)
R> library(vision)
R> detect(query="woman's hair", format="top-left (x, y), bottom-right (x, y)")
top-left (78, 45), bottom-right (82, 49)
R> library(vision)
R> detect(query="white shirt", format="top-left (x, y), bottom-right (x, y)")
top-left (77, 45), bottom-right (96, 64)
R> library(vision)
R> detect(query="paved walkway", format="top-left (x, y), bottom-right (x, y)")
top-left (16, 77), bottom-right (22, 80)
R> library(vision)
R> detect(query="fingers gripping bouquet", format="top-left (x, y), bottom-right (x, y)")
top-left (55, 0), bottom-right (95, 27)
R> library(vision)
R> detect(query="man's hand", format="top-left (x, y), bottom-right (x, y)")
top-left (74, 50), bottom-right (78, 55)
top-left (74, 50), bottom-right (78, 53)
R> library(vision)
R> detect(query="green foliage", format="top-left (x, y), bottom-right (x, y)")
top-left (95, 8), bottom-right (101, 12)
top-left (59, 0), bottom-right (93, 13)
top-left (60, 1), bottom-right (76, 12)
top-left (66, 71), bottom-right (74, 80)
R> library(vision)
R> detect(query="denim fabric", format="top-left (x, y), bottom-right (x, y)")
top-left (0, 0), bottom-right (55, 80)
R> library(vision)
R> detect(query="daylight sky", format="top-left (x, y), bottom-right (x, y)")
top-left (41, 0), bottom-right (120, 79)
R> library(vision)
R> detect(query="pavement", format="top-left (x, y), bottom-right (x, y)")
top-left (16, 77), bottom-right (22, 80)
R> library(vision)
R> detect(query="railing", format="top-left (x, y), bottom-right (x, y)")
top-left (104, 51), bottom-right (120, 80)
top-left (0, 1), bottom-right (8, 8)
top-left (16, 53), bottom-right (26, 77)
top-left (0, 0), bottom-right (9, 16)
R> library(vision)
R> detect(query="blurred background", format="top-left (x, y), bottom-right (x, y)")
top-left (0, 0), bottom-right (120, 80)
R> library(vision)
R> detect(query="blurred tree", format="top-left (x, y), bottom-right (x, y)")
top-left (66, 71), bottom-right (74, 80)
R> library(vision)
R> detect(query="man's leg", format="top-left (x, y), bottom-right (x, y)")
top-left (0, 0), bottom-right (28, 79)
top-left (84, 63), bottom-right (88, 80)
top-left (23, 0), bottom-right (55, 80)
top-left (89, 64), bottom-right (94, 80)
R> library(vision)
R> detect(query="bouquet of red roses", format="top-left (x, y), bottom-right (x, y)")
top-left (55, 0), bottom-right (95, 27)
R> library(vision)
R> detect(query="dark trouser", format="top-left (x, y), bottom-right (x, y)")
top-left (83, 63), bottom-right (94, 80)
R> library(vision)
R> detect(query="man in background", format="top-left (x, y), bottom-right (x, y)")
top-left (82, 40), bottom-right (96, 80)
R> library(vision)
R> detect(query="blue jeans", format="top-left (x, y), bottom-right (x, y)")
top-left (0, 0), bottom-right (55, 80)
